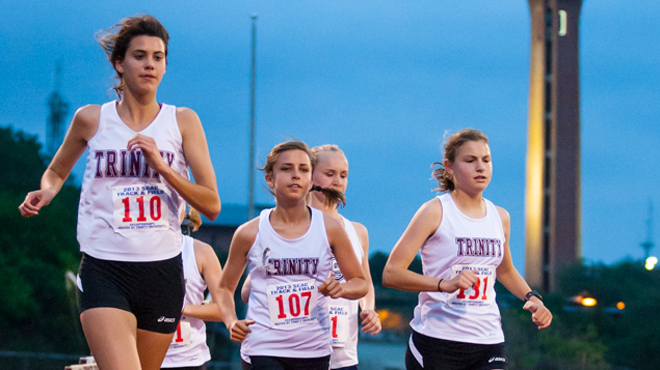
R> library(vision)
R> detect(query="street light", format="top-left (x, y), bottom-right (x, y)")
top-left (645, 256), bottom-right (657, 271)
top-left (580, 296), bottom-right (597, 307)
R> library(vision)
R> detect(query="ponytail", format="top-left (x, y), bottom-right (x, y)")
top-left (311, 185), bottom-right (346, 208)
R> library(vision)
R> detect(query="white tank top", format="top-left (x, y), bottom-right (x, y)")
top-left (77, 101), bottom-right (189, 261)
top-left (161, 236), bottom-right (211, 368)
top-left (409, 193), bottom-right (506, 344)
top-left (329, 216), bottom-right (363, 368)
top-left (240, 207), bottom-right (334, 359)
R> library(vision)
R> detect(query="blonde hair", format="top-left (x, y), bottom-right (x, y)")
top-left (432, 128), bottom-right (489, 192)
top-left (184, 208), bottom-right (202, 232)
top-left (310, 144), bottom-right (347, 208)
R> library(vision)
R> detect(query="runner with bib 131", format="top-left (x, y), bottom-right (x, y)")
top-left (382, 128), bottom-right (552, 370)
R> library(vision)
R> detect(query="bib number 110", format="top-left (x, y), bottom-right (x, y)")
top-left (122, 195), bottom-right (161, 222)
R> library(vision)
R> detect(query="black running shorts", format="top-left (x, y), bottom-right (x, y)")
top-left (77, 252), bottom-right (185, 334)
top-left (405, 330), bottom-right (507, 370)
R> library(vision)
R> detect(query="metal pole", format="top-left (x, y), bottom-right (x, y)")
top-left (248, 14), bottom-right (257, 220)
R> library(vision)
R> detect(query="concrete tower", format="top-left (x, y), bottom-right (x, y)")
top-left (525, 0), bottom-right (583, 292)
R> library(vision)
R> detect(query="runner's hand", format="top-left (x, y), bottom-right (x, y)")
top-left (229, 319), bottom-right (256, 343)
top-left (442, 269), bottom-right (479, 293)
top-left (523, 299), bottom-right (552, 329)
top-left (127, 134), bottom-right (167, 174)
top-left (360, 309), bottom-right (382, 335)
top-left (19, 188), bottom-right (56, 217)
top-left (318, 272), bottom-right (344, 298)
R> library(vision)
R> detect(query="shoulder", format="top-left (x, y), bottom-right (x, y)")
top-left (233, 217), bottom-right (260, 246)
top-left (322, 212), bottom-right (343, 232)
top-left (404, 197), bottom-right (444, 238)
top-left (494, 205), bottom-right (511, 233)
top-left (350, 221), bottom-right (368, 240)
top-left (494, 205), bottom-right (510, 223)
top-left (193, 237), bottom-right (221, 269)
top-left (72, 104), bottom-right (102, 140)
top-left (175, 107), bottom-right (206, 140)
top-left (192, 238), bottom-right (215, 257)
top-left (418, 197), bottom-right (443, 218)
top-left (175, 106), bottom-right (200, 121)
top-left (75, 104), bottom-right (102, 121)
top-left (176, 107), bottom-right (202, 128)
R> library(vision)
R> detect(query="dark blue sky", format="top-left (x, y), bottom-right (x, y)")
top-left (1, 0), bottom-right (659, 271)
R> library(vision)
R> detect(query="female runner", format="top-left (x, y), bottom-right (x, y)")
top-left (309, 144), bottom-right (381, 370)
top-left (216, 141), bottom-right (368, 370)
top-left (161, 209), bottom-right (223, 370)
top-left (382, 129), bottom-right (551, 370)
top-left (18, 15), bottom-right (220, 370)
top-left (240, 144), bottom-right (382, 369)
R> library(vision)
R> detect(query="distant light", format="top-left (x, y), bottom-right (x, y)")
top-left (581, 297), bottom-right (597, 307)
top-left (645, 256), bottom-right (658, 270)
top-left (558, 10), bottom-right (568, 36)
top-left (616, 302), bottom-right (625, 310)
top-left (377, 309), bottom-right (389, 320)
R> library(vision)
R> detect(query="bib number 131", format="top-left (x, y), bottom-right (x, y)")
top-left (447, 265), bottom-right (496, 308)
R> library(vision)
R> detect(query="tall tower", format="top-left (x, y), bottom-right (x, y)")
top-left (46, 61), bottom-right (69, 157)
top-left (641, 201), bottom-right (654, 260)
top-left (525, 0), bottom-right (583, 292)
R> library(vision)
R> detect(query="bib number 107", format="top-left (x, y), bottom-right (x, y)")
top-left (275, 291), bottom-right (312, 319)
top-left (122, 195), bottom-right (161, 222)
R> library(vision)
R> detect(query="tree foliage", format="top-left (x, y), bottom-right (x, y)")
top-left (0, 126), bottom-right (86, 353)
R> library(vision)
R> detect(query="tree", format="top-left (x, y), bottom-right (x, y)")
top-left (0, 126), bottom-right (86, 353)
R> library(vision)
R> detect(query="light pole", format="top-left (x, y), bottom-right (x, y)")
top-left (248, 14), bottom-right (257, 220)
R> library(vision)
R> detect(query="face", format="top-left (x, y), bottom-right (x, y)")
top-left (445, 140), bottom-right (492, 194)
top-left (115, 35), bottom-right (166, 95)
top-left (265, 149), bottom-right (313, 201)
top-left (312, 151), bottom-right (349, 195)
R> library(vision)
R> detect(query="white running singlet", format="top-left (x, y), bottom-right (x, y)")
top-left (161, 235), bottom-right (211, 368)
top-left (409, 194), bottom-right (506, 344)
top-left (240, 207), bottom-right (334, 360)
top-left (77, 101), bottom-right (189, 262)
top-left (329, 216), bottom-right (364, 369)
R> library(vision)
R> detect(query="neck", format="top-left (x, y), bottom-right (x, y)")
top-left (310, 194), bottom-right (340, 218)
top-left (450, 189), bottom-right (484, 210)
top-left (272, 199), bottom-right (310, 224)
top-left (117, 92), bottom-right (160, 129)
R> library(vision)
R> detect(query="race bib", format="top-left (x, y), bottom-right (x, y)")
top-left (267, 280), bottom-right (318, 328)
top-left (329, 301), bottom-right (351, 348)
top-left (446, 265), bottom-right (496, 309)
top-left (170, 319), bottom-right (191, 347)
top-left (111, 184), bottom-right (170, 233)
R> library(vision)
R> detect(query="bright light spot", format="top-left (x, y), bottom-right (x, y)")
top-left (581, 297), bottom-right (597, 307)
top-left (645, 256), bottom-right (658, 270)
top-left (558, 10), bottom-right (568, 36)
top-left (377, 309), bottom-right (389, 320)
top-left (616, 302), bottom-right (625, 310)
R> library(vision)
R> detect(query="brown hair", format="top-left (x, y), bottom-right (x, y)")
top-left (260, 141), bottom-right (345, 207)
top-left (96, 14), bottom-right (169, 97)
top-left (432, 128), bottom-right (489, 192)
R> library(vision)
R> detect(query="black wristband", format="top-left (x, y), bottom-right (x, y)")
top-left (525, 290), bottom-right (543, 302)
top-left (437, 279), bottom-right (444, 292)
